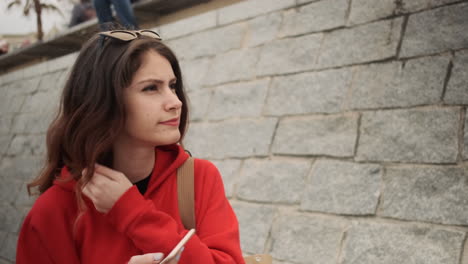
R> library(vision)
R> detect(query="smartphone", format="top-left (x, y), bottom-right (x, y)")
top-left (160, 229), bottom-right (196, 264)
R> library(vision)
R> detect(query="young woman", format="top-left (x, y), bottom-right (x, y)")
top-left (16, 30), bottom-right (244, 264)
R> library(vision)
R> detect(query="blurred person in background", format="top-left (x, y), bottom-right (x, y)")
top-left (0, 39), bottom-right (9, 55)
top-left (93, 0), bottom-right (138, 30)
top-left (69, 0), bottom-right (96, 27)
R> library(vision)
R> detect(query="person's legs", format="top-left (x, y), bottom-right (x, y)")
top-left (111, 0), bottom-right (138, 29)
top-left (93, 0), bottom-right (114, 29)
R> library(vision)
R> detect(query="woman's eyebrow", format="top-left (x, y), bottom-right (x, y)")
top-left (135, 77), bottom-right (177, 85)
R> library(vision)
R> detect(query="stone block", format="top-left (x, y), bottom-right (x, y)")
top-left (0, 203), bottom-right (25, 233)
top-left (380, 166), bottom-right (468, 225)
top-left (37, 71), bottom-right (63, 92)
top-left (0, 86), bottom-right (26, 114)
top-left (317, 18), bottom-right (403, 68)
top-left (6, 134), bottom-right (45, 156)
top-left (265, 68), bottom-right (352, 115)
top-left (22, 61), bottom-right (49, 79)
top-left (218, 0), bottom-right (295, 25)
top-left (348, 55), bottom-right (450, 109)
top-left (210, 159), bottom-right (241, 198)
top-left (232, 202), bottom-right (276, 254)
top-left (0, 177), bottom-right (22, 204)
top-left (401, 2), bottom-right (468, 58)
top-left (0, 232), bottom-right (18, 262)
top-left (19, 77), bottom-right (41, 94)
top-left (159, 11), bottom-right (217, 40)
top-left (341, 222), bottom-right (464, 264)
top-left (464, 113), bottom-right (468, 160)
top-left (207, 79), bottom-right (269, 120)
top-left (400, 0), bottom-right (460, 13)
top-left (15, 182), bottom-right (37, 207)
top-left (0, 115), bottom-right (13, 135)
top-left (0, 135), bottom-right (12, 156)
top-left (279, 0), bottom-right (347, 37)
top-left (1, 69), bottom-right (23, 85)
top-left (302, 160), bottom-right (382, 215)
top-left (272, 114), bottom-right (358, 157)
top-left (11, 113), bottom-right (53, 134)
top-left (0, 231), bottom-right (5, 248)
top-left (167, 23), bottom-right (246, 60)
top-left (46, 52), bottom-right (77, 73)
top-left (237, 159), bottom-right (310, 203)
top-left (185, 118), bottom-right (277, 159)
top-left (445, 50), bottom-right (468, 104)
top-left (245, 12), bottom-right (282, 48)
top-left (357, 108), bottom-right (459, 163)
top-left (0, 155), bottom-right (43, 181)
top-left (0, 258), bottom-right (12, 264)
top-left (349, 0), bottom-right (395, 25)
top-left (271, 213), bottom-right (346, 264)
top-left (187, 90), bottom-right (212, 121)
top-left (256, 33), bottom-right (323, 76)
top-left (204, 48), bottom-right (260, 86)
top-left (179, 57), bottom-right (211, 91)
top-left (20, 90), bottom-right (61, 115)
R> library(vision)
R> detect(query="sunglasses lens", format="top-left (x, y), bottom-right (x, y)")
top-left (110, 31), bottom-right (137, 41)
top-left (139, 30), bottom-right (162, 40)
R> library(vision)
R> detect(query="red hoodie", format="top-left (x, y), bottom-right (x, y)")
top-left (17, 144), bottom-right (245, 264)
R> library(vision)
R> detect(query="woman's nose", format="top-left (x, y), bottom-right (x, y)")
top-left (164, 88), bottom-right (182, 111)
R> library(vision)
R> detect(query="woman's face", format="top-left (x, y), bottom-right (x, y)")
top-left (119, 50), bottom-right (182, 147)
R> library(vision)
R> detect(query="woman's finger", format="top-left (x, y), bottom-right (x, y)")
top-left (95, 163), bottom-right (122, 181)
top-left (128, 253), bottom-right (164, 264)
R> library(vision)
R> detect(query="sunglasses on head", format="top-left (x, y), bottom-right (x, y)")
top-left (98, 29), bottom-right (162, 41)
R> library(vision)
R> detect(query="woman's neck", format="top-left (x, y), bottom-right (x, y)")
top-left (112, 140), bottom-right (156, 183)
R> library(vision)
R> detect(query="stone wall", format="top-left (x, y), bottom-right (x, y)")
top-left (1, 0), bottom-right (468, 263)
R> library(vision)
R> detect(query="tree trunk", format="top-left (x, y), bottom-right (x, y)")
top-left (32, 0), bottom-right (43, 41)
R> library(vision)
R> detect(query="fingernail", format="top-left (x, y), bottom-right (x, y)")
top-left (153, 253), bottom-right (164, 261)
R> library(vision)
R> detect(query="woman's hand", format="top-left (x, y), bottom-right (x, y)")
top-left (128, 252), bottom-right (182, 264)
top-left (82, 164), bottom-right (133, 213)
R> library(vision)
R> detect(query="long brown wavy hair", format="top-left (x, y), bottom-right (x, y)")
top-left (28, 32), bottom-right (189, 207)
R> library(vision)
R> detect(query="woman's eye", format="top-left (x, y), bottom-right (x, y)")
top-left (169, 83), bottom-right (177, 91)
top-left (142, 84), bottom-right (158, 92)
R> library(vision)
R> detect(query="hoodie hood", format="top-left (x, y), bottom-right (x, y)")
top-left (53, 144), bottom-right (190, 195)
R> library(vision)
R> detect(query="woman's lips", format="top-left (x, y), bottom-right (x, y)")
top-left (160, 118), bottom-right (179, 126)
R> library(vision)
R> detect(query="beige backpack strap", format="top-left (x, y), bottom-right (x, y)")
top-left (177, 157), bottom-right (196, 230)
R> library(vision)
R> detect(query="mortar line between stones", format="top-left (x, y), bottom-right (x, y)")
top-left (374, 165), bottom-right (386, 216)
top-left (440, 52), bottom-right (455, 103)
top-left (224, 198), bottom-right (468, 232)
top-left (458, 232), bottom-right (468, 264)
top-left (269, 152), bottom-right (463, 166)
top-left (394, 0), bottom-right (468, 17)
top-left (230, 159), bottom-right (245, 200)
top-left (457, 108), bottom-right (466, 163)
top-left (352, 112), bottom-right (362, 158)
top-left (395, 14), bottom-right (409, 59)
top-left (259, 77), bottom-right (274, 118)
top-left (263, 205), bottom-right (282, 255)
top-left (266, 117), bottom-right (281, 156)
top-left (263, 215), bottom-right (274, 254)
top-left (202, 48), bottom-right (468, 89)
top-left (335, 228), bottom-right (348, 264)
top-left (344, 0), bottom-right (353, 26)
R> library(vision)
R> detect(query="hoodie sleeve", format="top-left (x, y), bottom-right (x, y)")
top-left (105, 159), bottom-right (245, 264)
